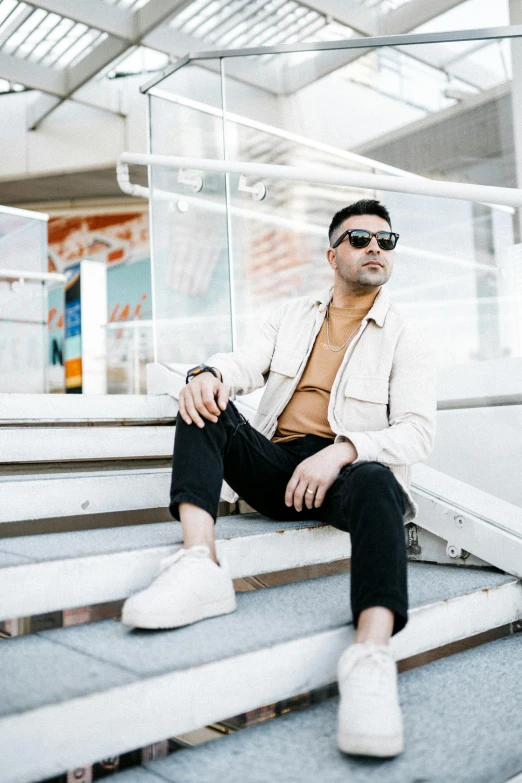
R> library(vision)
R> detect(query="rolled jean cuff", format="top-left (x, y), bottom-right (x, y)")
top-left (352, 597), bottom-right (408, 637)
top-left (169, 491), bottom-right (219, 525)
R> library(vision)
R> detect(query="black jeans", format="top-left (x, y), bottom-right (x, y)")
top-left (170, 401), bottom-right (408, 635)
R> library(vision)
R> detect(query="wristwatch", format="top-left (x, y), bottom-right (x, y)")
top-left (185, 364), bottom-right (219, 384)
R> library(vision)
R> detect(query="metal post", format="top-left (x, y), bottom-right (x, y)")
top-left (510, 1), bottom-right (522, 240)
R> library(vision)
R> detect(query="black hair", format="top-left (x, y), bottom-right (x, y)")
top-left (328, 200), bottom-right (392, 245)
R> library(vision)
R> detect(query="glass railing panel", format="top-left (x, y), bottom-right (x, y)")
top-left (0, 276), bottom-right (65, 393)
top-left (106, 321), bottom-right (154, 395)
top-left (0, 210), bottom-right (47, 275)
top-left (0, 206), bottom-right (52, 393)
top-left (219, 40), bottom-right (521, 370)
top-left (148, 60), bottom-right (231, 374)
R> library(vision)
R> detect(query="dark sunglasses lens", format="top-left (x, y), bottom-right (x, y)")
top-left (349, 230), bottom-right (371, 247)
top-left (376, 232), bottom-right (396, 250)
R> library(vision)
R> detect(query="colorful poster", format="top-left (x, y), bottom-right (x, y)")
top-left (64, 264), bottom-right (82, 393)
top-left (47, 210), bottom-right (152, 393)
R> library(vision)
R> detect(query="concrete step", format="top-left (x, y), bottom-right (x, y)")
top-left (114, 632), bottom-right (522, 783)
top-left (0, 426), bottom-right (175, 463)
top-left (0, 466), bottom-right (172, 524)
top-left (0, 564), bottom-right (520, 783)
top-left (0, 514), bottom-right (350, 620)
top-left (0, 393), bottom-right (176, 425)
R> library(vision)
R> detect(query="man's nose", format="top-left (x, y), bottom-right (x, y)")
top-left (366, 237), bottom-right (380, 252)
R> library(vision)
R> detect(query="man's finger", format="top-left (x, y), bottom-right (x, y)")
top-left (217, 384), bottom-right (228, 411)
top-left (285, 473), bottom-right (300, 507)
top-left (314, 486), bottom-right (326, 509)
top-left (184, 395), bottom-right (206, 428)
top-left (292, 479), bottom-right (308, 512)
top-left (202, 388), bottom-right (221, 417)
top-left (178, 393), bottom-right (192, 426)
top-left (192, 387), bottom-right (218, 423)
top-left (304, 486), bottom-right (317, 510)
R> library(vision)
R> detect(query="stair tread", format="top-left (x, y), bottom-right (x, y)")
top-left (117, 633), bottom-right (522, 783)
top-left (1, 426), bottom-right (175, 463)
top-left (0, 514), bottom-right (325, 563)
top-left (0, 466), bottom-right (172, 483)
top-left (0, 564), bottom-right (513, 719)
top-left (0, 394), bottom-right (176, 423)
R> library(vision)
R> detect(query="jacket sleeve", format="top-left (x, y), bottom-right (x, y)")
top-left (336, 326), bottom-right (437, 466)
top-left (205, 302), bottom-right (285, 397)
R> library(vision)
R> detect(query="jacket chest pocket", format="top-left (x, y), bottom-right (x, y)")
top-left (258, 350), bottom-right (303, 415)
top-left (270, 350), bottom-right (302, 378)
top-left (343, 375), bottom-right (389, 428)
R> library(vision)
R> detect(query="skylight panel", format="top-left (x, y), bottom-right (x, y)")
top-left (40, 19), bottom-right (85, 66)
top-left (55, 28), bottom-right (105, 69)
top-left (169, 0), bottom-right (354, 52)
top-left (12, 10), bottom-right (61, 59)
top-left (0, 0), bottom-right (26, 30)
top-left (197, 0), bottom-right (252, 40)
top-left (27, 13), bottom-right (63, 63)
top-left (104, 0), bottom-right (150, 8)
top-left (181, 0), bottom-right (220, 36)
top-left (37, 16), bottom-right (75, 65)
top-left (2, 7), bottom-right (45, 54)
top-left (0, 2), bottom-right (107, 70)
top-left (360, 0), bottom-right (412, 9)
top-left (172, 0), bottom-right (210, 29)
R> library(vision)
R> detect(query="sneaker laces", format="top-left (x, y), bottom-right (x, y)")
top-left (339, 643), bottom-right (395, 693)
top-left (159, 544), bottom-right (211, 574)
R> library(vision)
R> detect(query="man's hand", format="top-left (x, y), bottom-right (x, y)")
top-left (285, 442), bottom-right (358, 511)
top-left (178, 370), bottom-right (228, 428)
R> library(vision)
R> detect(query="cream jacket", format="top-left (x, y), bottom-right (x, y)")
top-left (207, 284), bottom-right (437, 523)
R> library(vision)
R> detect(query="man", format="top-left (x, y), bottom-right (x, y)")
top-left (122, 199), bottom-right (437, 758)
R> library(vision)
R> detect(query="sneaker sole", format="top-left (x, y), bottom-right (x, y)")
top-left (121, 595), bottom-right (237, 630)
top-left (337, 731), bottom-right (403, 758)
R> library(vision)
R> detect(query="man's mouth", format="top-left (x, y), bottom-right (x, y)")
top-left (363, 261), bottom-right (383, 268)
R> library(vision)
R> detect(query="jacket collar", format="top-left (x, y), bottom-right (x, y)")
top-left (312, 284), bottom-right (390, 328)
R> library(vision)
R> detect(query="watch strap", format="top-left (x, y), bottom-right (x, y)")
top-left (185, 364), bottom-right (219, 384)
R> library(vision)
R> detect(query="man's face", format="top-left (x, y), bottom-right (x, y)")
top-left (327, 214), bottom-right (395, 289)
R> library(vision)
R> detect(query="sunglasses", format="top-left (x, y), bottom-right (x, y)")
top-left (332, 229), bottom-right (399, 251)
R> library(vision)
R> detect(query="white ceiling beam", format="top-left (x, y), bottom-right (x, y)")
top-left (25, 93), bottom-right (61, 130)
top-left (66, 36), bottom-right (129, 93)
top-left (26, 37), bottom-right (128, 129)
top-left (29, 0), bottom-right (133, 39)
top-left (25, 85), bottom-right (124, 131)
top-left (0, 51), bottom-right (65, 94)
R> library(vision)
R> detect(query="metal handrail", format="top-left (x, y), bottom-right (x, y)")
top-left (118, 153), bottom-right (522, 209)
top-left (140, 23), bottom-right (522, 93)
top-left (0, 269), bottom-right (66, 283)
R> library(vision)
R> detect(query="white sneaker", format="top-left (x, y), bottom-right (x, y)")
top-left (337, 641), bottom-right (404, 757)
top-left (121, 545), bottom-right (237, 629)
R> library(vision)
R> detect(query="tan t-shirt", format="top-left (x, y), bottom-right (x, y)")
top-left (272, 304), bottom-right (370, 442)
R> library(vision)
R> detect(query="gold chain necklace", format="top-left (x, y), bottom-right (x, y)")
top-left (325, 303), bottom-right (362, 353)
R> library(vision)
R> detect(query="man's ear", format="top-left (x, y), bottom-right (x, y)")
top-left (326, 247), bottom-right (337, 272)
